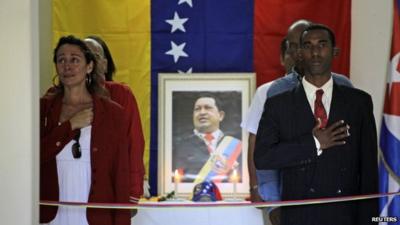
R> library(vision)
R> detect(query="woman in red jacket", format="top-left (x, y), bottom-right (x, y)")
top-left (40, 35), bottom-right (131, 225)
top-left (84, 36), bottom-right (145, 204)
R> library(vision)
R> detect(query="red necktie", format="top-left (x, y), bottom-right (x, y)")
top-left (204, 133), bottom-right (214, 153)
top-left (314, 89), bottom-right (328, 128)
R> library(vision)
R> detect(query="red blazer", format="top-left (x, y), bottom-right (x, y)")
top-left (105, 81), bottom-right (145, 202)
top-left (40, 93), bottom-right (131, 225)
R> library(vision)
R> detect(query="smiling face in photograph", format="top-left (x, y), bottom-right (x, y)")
top-left (193, 97), bottom-right (225, 133)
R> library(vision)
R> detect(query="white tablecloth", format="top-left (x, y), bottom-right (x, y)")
top-left (132, 201), bottom-right (264, 225)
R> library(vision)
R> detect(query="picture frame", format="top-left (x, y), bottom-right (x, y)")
top-left (158, 73), bottom-right (255, 199)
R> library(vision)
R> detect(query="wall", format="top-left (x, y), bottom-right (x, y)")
top-left (0, 0), bottom-right (39, 224)
top-left (39, 0), bottom-right (53, 95)
top-left (351, 0), bottom-right (393, 128)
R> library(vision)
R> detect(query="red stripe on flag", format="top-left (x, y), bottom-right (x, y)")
top-left (384, 82), bottom-right (400, 116)
top-left (383, 0), bottom-right (400, 116)
top-left (253, 0), bottom-right (351, 86)
top-left (397, 58), bottom-right (400, 73)
top-left (391, 0), bottom-right (400, 57)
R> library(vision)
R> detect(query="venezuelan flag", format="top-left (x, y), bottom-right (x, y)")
top-left (52, 0), bottom-right (350, 195)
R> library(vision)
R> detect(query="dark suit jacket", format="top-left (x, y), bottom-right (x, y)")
top-left (173, 133), bottom-right (242, 182)
top-left (254, 82), bottom-right (378, 225)
top-left (173, 134), bottom-right (210, 182)
top-left (40, 93), bottom-right (131, 225)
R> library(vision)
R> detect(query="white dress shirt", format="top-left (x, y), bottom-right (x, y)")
top-left (302, 76), bottom-right (333, 156)
top-left (194, 129), bottom-right (223, 153)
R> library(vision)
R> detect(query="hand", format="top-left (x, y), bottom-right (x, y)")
top-left (249, 188), bottom-right (263, 203)
top-left (70, 108), bottom-right (93, 130)
top-left (131, 209), bottom-right (138, 218)
top-left (269, 207), bottom-right (281, 225)
top-left (312, 119), bottom-right (350, 150)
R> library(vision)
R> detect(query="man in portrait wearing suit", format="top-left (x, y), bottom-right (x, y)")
top-left (254, 24), bottom-right (378, 225)
top-left (173, 95), bottom-right (242, 183)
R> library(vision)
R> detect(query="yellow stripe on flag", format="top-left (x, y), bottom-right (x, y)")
top-left (52, 0), bottom-right (151, 176)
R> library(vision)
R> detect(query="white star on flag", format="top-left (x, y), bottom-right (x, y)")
top-left (178, 67), bottom-right (193, 74)
top-left (165, 41), bottom-right (188, 63)
top-left (165, 12), bottom-right (188, 33)
top-left (178, 0), bottom-right (193, 8)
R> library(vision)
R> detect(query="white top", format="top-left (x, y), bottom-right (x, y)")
top-left (49, 126), bottom-right (92, 225)
top-left (240, 82), bottom-right (273, 134)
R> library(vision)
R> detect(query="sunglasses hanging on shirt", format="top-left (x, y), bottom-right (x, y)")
top-left (71, 129), bottom-right (81, 159)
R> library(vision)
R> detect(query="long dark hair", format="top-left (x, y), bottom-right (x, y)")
top-left (86, 35), bottom-right (116, 81)
top-left (52, 35), bottom-right (108, 97)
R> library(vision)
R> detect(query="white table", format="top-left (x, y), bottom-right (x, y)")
top-left (132, 201), bottom-right (264, 225)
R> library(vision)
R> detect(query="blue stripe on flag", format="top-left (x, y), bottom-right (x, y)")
top-left (388, 195), bottom-right (400, 225)
top-left (222, 138), bottom-right (240, 157)
top-left (380, 120), bottom-right (400, 176)
top-left (150, 0), bottom-right (254, 195)
top-left (378, 163), bottom-right (389, 210)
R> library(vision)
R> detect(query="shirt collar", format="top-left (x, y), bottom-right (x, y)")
top-left (194, 129), bottom-right (222, 140)
top-left (302, 75), bottom-right (333, 99)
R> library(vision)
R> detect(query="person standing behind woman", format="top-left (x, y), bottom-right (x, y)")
top-left (84, 35), bottom-right (116, 82)
top-left (40, 35), bottom-right (131, 225)
top-left (84, 36), bottom-right (145, 203)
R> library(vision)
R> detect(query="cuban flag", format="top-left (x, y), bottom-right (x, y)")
top-left (379, 0), bottom-right (400, 224)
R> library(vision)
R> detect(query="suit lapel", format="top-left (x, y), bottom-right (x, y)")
top-left (327, 82), bottom-right (348, 126)
top-left (294, 83), bottom-right (315, 129)
top-left (293, 81), bottom-right (349, 128)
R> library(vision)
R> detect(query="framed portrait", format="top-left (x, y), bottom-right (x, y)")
top-left (158, 73), bottom-right (255, 198)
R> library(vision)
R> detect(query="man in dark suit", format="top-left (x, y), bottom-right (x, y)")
top-left (254, 24), bottom-right (378, 225)
top-left (173, 95), bottom-right (242, 183)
